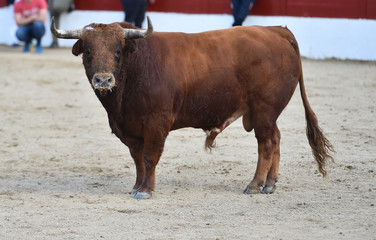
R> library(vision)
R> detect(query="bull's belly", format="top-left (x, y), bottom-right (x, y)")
top-left (171, 102), bottom-right (249, 132)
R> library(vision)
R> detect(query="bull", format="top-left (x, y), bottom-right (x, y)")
top-left (51, 17), bottom-right (334, 199)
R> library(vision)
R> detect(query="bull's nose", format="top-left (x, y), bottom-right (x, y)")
top-left (95, 75), bottom-right (112, 85)
top-left (92, 74), bottom-right (115, 91)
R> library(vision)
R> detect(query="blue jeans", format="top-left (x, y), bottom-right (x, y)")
top-left (16, 21), bottom-right (45, 45)
top-left (232, 0), bottom-right (257, 26)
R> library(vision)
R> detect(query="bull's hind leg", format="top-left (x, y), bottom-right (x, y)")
top-left (262, 125), bottom-right (280, 194)
top-left (244, 122), bottom-right (280, 194)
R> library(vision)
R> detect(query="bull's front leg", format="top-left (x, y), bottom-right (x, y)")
top-left (120, 136), bottom-right (145, 196)
top-left (132, 115), bottom-right (172, 200)
top-left (129, 147), bottom-right (145, 196)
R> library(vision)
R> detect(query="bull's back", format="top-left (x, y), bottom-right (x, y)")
top-left (149, 26), bottom-right (301, 129)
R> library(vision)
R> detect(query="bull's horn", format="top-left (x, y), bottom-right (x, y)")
top-left (50, 16), bottom-right (83, 39)
top-left (123, 16), bottom-right (154, 39)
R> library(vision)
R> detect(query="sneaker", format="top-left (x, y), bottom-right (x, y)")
top-left (36, 45), bottom-right (43, 54)
top-left (23, 43), bottom-right (30, 52)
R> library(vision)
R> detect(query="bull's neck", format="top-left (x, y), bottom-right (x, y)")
top-left (95, 86), bottom-right (122, 115)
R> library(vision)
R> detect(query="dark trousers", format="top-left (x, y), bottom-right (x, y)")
top-left (121, 0), bottom-right (147, 28)
top-left (232, 0), bottom-right (256, 26)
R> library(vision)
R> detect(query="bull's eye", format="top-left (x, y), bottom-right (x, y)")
top-left (115, 49), bottom-right (121, 63)
top-left (84, 45), bottom-right (92, 64)
top-left (85, 48), bottom-right (91, 57)
top-left (115, 50), bottom-right (121, 58)
top-left (114, 42), bottom-right (122, 64)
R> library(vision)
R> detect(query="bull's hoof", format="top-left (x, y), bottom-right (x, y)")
top-left (261, 185), bottom-right (276, 194)
top-left (133, 191), bottom-right (152, 200)
top-left (130, 189), bottom-right (137, 197)
top-left (244, 185), bottom-right (262, 194)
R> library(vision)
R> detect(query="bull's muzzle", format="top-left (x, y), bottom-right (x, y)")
top-left (92, 73), bottom-right (116, 93)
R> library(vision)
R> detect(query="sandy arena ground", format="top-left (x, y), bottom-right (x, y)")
top-left (0, 44), bottom-right (375, 239)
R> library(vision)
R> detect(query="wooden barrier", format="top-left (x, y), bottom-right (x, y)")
top-left (1, 0), bottom-right (375, 19)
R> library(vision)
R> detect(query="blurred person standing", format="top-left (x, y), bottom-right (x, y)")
top-left (232, 0), bottom-right (256, 26)
top-left (48, 0), bottom-right (75, 48)
top-left (121, 0), bottom-right (155, 28)
top-left (14, 0), bottom-right (48, 53)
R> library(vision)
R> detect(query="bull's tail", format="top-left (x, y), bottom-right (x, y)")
top-left (289, 35), bottom-right (335, 177)
top-left (299, 75), bottom-right (335, 177)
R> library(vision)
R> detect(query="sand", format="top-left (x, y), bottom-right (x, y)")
top-left (0, 45), bottom-right (375, 239)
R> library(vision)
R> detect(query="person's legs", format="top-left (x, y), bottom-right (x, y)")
top-left (31, 21), bottom-right (45, 44)
top-left (232, 0), bottom-right (255, 26)
top-left (232, 0), bottom-right (241, 26)
top-left (31, 21), bottom-right (45, 53)
top-left (16, 25), bottom-right (32, 52)
top-left (121, 0), bottom-right (126, 21)
top-left (15, 22), bottom-right (45, 53)
top-left (122, 0), bottom-right (137, 24)
top-left (134, 0), bottom-right (147, 28)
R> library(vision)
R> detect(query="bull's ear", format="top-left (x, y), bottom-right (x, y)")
top-left (72, 39), bottom-right (83, 56)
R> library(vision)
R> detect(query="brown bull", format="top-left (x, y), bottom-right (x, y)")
top-left (51, 17), bottom-right (334, 199)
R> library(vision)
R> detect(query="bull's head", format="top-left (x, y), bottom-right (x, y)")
top-left (50, 17), bottom-right (153, 95)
